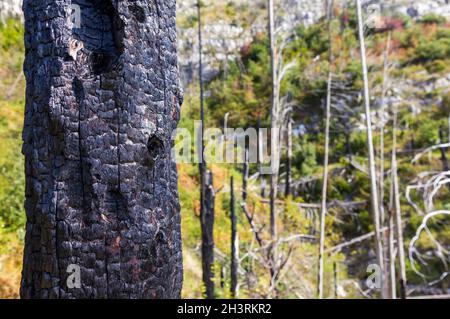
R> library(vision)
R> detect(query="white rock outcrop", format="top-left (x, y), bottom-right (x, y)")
top-left (0, 0), bottom-right (22, 22)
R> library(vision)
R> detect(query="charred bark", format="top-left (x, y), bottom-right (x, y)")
top-left (21, 0), bottom-right (183, 299)
top-left (333, 262), bottom-right (338, 299)
top-left (230, 176), bottom-right (238, 298)
top-left (243, 147), bottom-right (249, 202)
top-left (202, 171), bottom-right (215, 299)
top-left (196, 0), bottom-right (211, 299)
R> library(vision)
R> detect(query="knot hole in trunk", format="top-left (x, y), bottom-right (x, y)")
top-left (147, 135), bottom-right (165, 165)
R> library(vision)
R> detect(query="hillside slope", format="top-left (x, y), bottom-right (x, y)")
top-left (0, 2), bottom-right (449, 298)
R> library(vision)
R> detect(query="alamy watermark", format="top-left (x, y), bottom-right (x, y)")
top-left (68, 4), bottom-right (81, 29)
top-left (365, 4), bottom-right (381, 30)
top-left (171, 121), bottom-right (285, 175)
top-left (66, 264), bottom-right (81, 289)
top-left (366, 264), bottom-right (382, 290)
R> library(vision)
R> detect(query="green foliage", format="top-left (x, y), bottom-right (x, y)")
top-left (0, 115), bottom-right (25, 234)
top-left (436, 28), bottom-right (450, 39)
top-left (415, 38), bottom-right (450, 62)
top-left (293, 136), bottom-right (317, 176)
top-left (441, 92), bottom-right (450, 116)
top-left (350, 133), bottom-right (367, 156)
top-left (296, 23), bottom-right (330, 57)
top-left (425, 59), bottom-right (448, 73)
top-left (0, 8), bottom-right (449, 298)
top-left (0, 19), bottom-right (25, 235)
top-left (397, 25), bottom-right (422, 49)
top-left (401, 21), bottom-right (450, 63)
top-left (411, 115), bottom-right (440, 148)
top-left (0, 19), bottom-right (24, 52)
top-left (206, 38), bottom-right (271, 128)
top-left (419, 14), bottom-right (447, 25)
top-left (344, 60), bottom-right (363, 88)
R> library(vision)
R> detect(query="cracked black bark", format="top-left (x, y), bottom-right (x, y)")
top-left (20, 0), bottom-right (183, 299)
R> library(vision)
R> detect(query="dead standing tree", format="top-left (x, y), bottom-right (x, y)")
top-left (21, 0), bottom-right (183, 298)
top-left (378, 31), bottom-right (393, 299)
top-left (230, 176), bottom-right (238, 298)
top-left (202, 171), bottom-right (216, 299)
top-left (355, 0), bottom-right (385, 298)
top-left (268, 0), bottom-right (278, 250)
top-left (318, 0), bottom-right (334, 300)
top-left (240, 148), bottom-right (294, 297)
top-left (285, 113), bottom-right (292, 197)
top-left (196, 0), bottom-right (215, 299)
top-left (267, 0), bottom-right (296, 285)
top-left (390, 104), bottom-right (407, 299)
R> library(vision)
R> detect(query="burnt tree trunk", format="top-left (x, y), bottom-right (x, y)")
top-left (243, 147), bottom-right (249, 202)
top-left (230, 176), bottom-right (238, 298)
top-left (202, 171), bottom-right (215, 299)
top-left (20, 0), bottom-right (183, 299)
top-left (333, 262), bottom-right (338, 299)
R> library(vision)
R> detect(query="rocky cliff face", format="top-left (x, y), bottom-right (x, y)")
top-left (1, 0), bottom-right (449, 85)
top-left (370, 0), bottom-right (450, 17)
top-left (176, 0), bottom-right (450, 86)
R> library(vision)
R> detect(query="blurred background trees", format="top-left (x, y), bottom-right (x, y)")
top-left (1, 0), bottom-right (450, 298)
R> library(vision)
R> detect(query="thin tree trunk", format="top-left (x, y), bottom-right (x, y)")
top-left (230, 176), bottom-right (238, 298)
top-left (220, 266), bottom-right (226, 289)
top-left (387, 203), bottom-right (396, 299)
top-left (345, 127), bottom-right (352, 160)
top-left (261, 178), bottom-right (267, 199)
top-left (448, 116), bottom-right (450, 143)
top-left (379, 32), bottom-right (392, 226)
top-left (318, 0), bottom-right (333, 299)
top-left (391, 105), bottom-right (407, 299)
top-left (285, 114), bottom-right (292, 197)
top-left (439, 128), bottom-right (449, 171)
top-left (241, 204), bottom-right (264, 248)
top-left (379, 31), bottom-right (392, 299)
top-left (197, 0), bottom-right (206, 219)
top-left (267, 0), bottom-right (279, 292)
top-left (21, 0), bottom-right (183, 298)
top-left (334, 262), bottom-right (338, 299)
top-left (257, 116), bottom-right (266, 198)
top-left (243, 147), bottom-right (249, 202)
top-left (196, 0), bottom-right (212, 299)
top-left (268, 0), bottom-right (278, 243)
top-left (356, 0), bottom-right (385, 298)
top-left (202, 171), bottom-right (215, 299)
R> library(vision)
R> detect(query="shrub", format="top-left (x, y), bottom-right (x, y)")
top-left (415, 38), bottom-right (450, 61)
top-left (344, 60), bottom-right (363, 87)
top-left (426, 59), bottom-right (448, 73)
top-left (0, 18), bottom-right (24, 52)
top-left (436, 28), bottom-right (450, 39)
top-left (398, 27), bottom-right (422, 48)
top-left (441, 92), bottom-right (450, 116)
top-left (419, 14), bottom-right (446, 25)
top-left (414, 119), bottom-right (440, 148)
